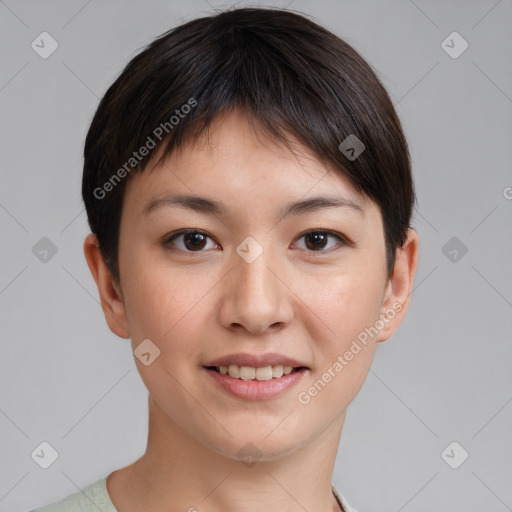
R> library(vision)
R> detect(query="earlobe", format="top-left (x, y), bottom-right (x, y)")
top-left (83, 233), bottom-right (131, 339)
top-left (376, 228), bottom-right (419, 343)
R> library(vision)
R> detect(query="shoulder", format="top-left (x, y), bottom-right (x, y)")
top-left (27, 477), bottom-right (117, 512)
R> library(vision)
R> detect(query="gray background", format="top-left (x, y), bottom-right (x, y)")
top-left (1, 0), bottom-right (511, 510)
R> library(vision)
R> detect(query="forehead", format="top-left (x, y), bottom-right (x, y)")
top-left (123, 109), bottom-right (371, 218)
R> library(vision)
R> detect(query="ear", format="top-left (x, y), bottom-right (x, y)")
top-left (83, 233), bottom-right (131, 339)
top-left (376, 228), bottom-right (419, 343)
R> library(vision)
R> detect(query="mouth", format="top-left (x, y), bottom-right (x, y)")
top-left (203, 363), bottom-right (308, 400)
top-left (203, 364), bottom-right (307, 381)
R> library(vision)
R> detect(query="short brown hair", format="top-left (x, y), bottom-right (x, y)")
top-left (82, 6), bottom-right (414, 285)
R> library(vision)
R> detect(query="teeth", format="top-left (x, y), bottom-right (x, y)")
top-left (272, 365), bottom-right (284, 378)
top-left (239, 366), bottom-right (256, 380)
top-left (228, 364), bottom-right (240, 379)
top-left (255, 366), bottom-right (273, 381)
top-left (217, 364), bottom-right (299, 380)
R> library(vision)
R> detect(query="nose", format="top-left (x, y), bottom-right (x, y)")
top-left (218, 245), bottom-right (294, 335)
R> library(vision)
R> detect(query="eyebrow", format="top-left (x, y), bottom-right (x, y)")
top-left (142, 193), bottom-right (364, 218)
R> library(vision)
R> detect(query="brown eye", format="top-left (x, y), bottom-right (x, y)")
top-left (164, 229), bottom-right (349, 255)
top-left (304, 232), bottom-right (328, 250)
top-left (295, 230), bottom-right (346, 252)
top-left (183, 232), bottom-right (207, 250)
top-left (165, 230), bottom-right (218, 252)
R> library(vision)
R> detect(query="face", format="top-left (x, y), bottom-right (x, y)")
top-left (86, 108), bottom-right (417, 463)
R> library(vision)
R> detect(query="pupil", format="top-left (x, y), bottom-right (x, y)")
top-left (306, 232), bottom-right (326, 250)
top-left (185, 233), bottom-right (206, 250)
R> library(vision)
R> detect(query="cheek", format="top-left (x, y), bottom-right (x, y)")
top-left (309, 260), bottom-right (386, 402)
top-left (309, 270), bottom-right (384, 351)
top-left (123, 265), bottom-right (213, 411)
top-left (295, 276), bottom-right (383, 418)
top-left (122, 261), bottom-right (211, 357)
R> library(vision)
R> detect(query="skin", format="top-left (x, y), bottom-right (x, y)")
top-left (84, 108), bottom-right (418, 512)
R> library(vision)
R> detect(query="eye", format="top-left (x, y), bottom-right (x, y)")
top-left (294, 230), bottom-right (348, 252)
top-left (163, 229), bottom-right (350, 254)
top-left (164, 230), bottom-right (219, 252)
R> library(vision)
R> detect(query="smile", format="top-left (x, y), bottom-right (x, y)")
top-left (203, 365), bottom-right (308, 400)
top-left (206, 364), bottom-right (303, 381)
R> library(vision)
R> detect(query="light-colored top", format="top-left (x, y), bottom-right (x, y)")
top-left (29, 476), bottom-right (359, 512)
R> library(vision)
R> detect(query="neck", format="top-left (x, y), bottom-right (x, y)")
top-left (107, 396), bottom-right (345, 512)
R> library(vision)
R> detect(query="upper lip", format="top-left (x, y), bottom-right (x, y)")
top-left (204, 352), bottom-right (309, 369)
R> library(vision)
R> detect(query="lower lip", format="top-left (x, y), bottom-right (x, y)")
top-left (204, 367), bottom-right (307, 400)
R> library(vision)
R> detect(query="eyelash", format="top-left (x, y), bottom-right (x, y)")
top-left (163, 229), bottom-right (351, 255)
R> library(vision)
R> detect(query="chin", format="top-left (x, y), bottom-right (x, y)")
top-left (201, 427), bottom-right (307, 464)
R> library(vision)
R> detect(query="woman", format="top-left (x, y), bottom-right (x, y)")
top-left (31, 6), bottom-right (418, 511)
